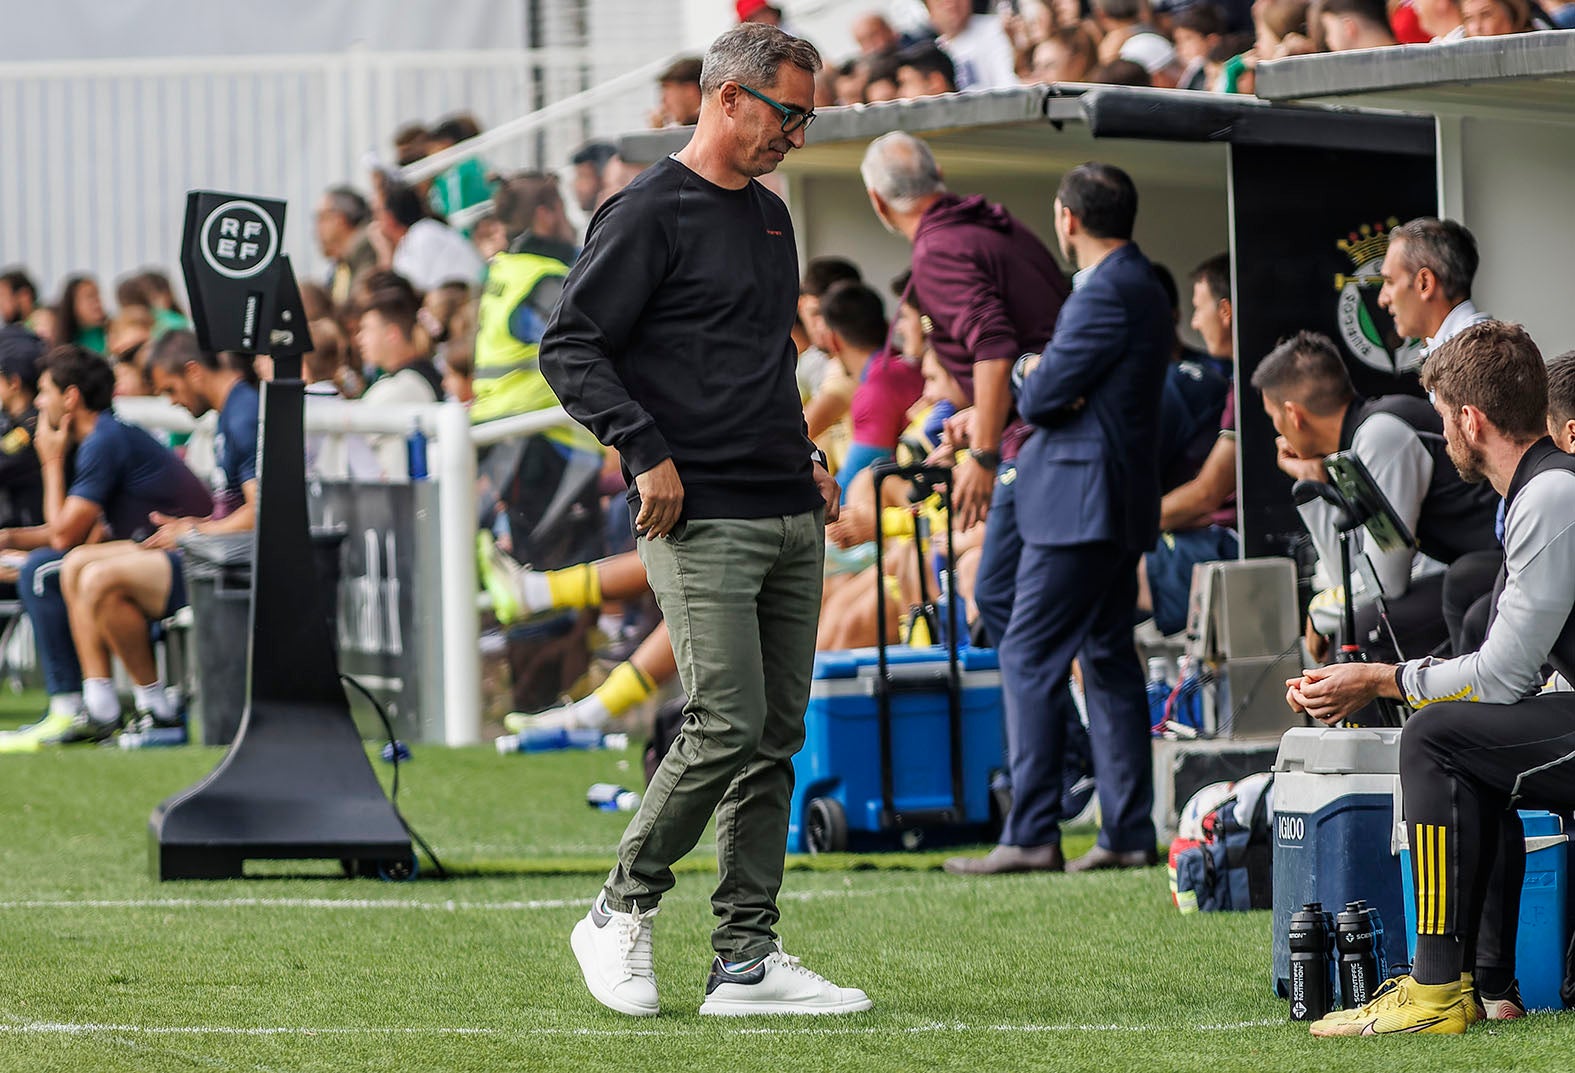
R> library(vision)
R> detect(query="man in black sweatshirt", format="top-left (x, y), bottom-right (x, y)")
top-left (540, 24), bottom-right (864, 1020)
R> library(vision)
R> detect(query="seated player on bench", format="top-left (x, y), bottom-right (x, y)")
top-left (57, 331), bottom-right (258, 747)
top-left (0, 344), bottom-right (213, 751)
top-left (1251, 330), bottom-right (1500, 663)
top-left (1288, 321), bottom-right (1570, 1036)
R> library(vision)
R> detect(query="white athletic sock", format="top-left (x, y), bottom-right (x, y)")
top-left (567, 693), bottom-right (612, 731)
top-left (522, 571), bottom-right (554, 614)
top-left (83, 678), bottom-right (120, 724)
top-left (49, 692), bottom-right (83, 718)
top-left (132, 681), bottom-right (174, 722)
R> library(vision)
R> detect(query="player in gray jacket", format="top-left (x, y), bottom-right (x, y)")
top-left (1287, 321), bottom-right (1575, 1037)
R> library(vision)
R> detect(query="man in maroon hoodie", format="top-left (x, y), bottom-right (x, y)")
top-left (860, 131), bottom-right (1070, 651)
top-left (862, 133), bottom-right (1091, 873)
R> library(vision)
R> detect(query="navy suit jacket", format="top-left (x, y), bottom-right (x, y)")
top-left (1014, 243), bottom-right (1172, 552)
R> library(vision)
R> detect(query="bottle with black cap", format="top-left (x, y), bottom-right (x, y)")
top-left (1288, 902), bottom-right (1337, 1021)
top-left (1336, 899), bottom-right (1387, 1008)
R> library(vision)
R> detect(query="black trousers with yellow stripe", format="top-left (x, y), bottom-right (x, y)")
top-left (1399, 693), bottom-right (1575, 983)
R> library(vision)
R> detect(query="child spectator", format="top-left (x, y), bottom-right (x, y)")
top-left (820, 281), bottom-right (924, 498)
top-left (1173, 4), bottom-right (1227, 89)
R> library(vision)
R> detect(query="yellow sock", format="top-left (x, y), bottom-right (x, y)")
top-left (594, 661), bottom-right (657, 719)
top-left (545, 562), bottom-right (602, 609)
top-left (880, 507), bottom-right (916, 539)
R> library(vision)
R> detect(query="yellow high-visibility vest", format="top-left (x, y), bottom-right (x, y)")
top-left (473, 252), bottom-right (601, 455)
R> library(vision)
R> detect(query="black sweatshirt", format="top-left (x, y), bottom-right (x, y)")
top-left (540, 156), bottom-right (820, 521)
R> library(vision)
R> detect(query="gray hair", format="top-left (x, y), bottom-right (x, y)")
top-left (860, 131), bottom-right (946, 212)
top-left (1390, 217), bottom-right (1478, 303)
top-left (699, 24), bottom-right (822, 96)
top-left (323, 185), bottom-right (370, 229)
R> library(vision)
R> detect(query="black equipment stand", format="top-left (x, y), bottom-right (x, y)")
top-left (1292, 449), bottom-right (1416, 726)
top-left (150, 193), bottom-right (412, 879)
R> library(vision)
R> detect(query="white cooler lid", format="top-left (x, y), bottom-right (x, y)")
top-left (1274, 725), bottom-right (1404, 775)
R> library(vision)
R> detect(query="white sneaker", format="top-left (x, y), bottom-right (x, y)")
top-left (504, 705), bottom-right (576, 735)
top-left (504, 694), bottom-right (611, 736)
top-left (698, 943), bottom-right (872, 1016)
top-left (570, 893), bottom-right (660, 1017)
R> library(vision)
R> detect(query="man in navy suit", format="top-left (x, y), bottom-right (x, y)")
top-left (946, 163), bottom-right (1171, 875)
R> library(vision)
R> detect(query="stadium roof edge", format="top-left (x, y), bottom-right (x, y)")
top-left (1255, 30), bottom-right (1575, 109)
top-left (614, 84), bottom-right (1435, 165)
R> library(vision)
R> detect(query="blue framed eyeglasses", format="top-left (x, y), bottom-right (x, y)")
top-left (737, 84), bottom-right (816, 135)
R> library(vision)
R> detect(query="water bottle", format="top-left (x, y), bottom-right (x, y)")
top-left (587, 783), bottom-right (641, 811)
top-left (1337, 900), bottom-right (1387, 1008)
top-left (1175, 655), bottom-right (1204, 731)
top-left (406, 420), bottom-right (429, 481)
top-left (495, 726), bottom-right (605, 754)
top-left (117, 723), bottom-right (188, 749)
top-left (1288, 902), bottom-right (1338, 1021)
top-left (1367, 903), bottom-right (1389, 981)
top-left (1146, 657), bottom-right (1173, 731)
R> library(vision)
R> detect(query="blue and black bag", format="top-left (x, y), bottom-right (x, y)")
top-left (1174, 774), bottom-right (1274, 913)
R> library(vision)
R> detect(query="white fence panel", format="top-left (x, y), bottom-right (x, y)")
top-left (0, 47), bottom-right (644, 307)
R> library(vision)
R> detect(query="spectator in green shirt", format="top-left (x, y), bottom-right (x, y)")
top-left (54, 275), bottom-right (108, 354)
top-left (425, 114), bottom-right (496, 229)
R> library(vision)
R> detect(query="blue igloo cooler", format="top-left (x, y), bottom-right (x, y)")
top-left (1271, 725), bottom-right (1407, 996)
top-left (787, 644), bottom-right (1005, 853)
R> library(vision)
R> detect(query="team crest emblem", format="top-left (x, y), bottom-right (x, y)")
top-left (1333, 219), bottom-right (1424, 376)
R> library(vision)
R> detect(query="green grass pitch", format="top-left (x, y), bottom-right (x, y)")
top-left (0, 696), bottom-right (1569, 1072)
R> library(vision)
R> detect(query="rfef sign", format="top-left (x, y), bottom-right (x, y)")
top-left (199, 200), bottom-right (280, 280)
top-left (180, 191), bottom-right (288, 354)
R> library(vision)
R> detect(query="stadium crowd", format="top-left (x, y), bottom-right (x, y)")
top-left (730, 0), bottom-right (1575, 101)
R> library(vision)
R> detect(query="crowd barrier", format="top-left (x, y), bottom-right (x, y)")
top-left (115, 394), bottom-right (580, 747)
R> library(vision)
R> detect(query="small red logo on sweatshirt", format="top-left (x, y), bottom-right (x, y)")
top-left (766, 229), bottom-right (783, 236)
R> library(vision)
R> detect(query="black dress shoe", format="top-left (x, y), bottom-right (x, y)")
top-left (1065, 844), bottom-right (1159, 873)
top-left (943, 843), bottom-right (1065, 875)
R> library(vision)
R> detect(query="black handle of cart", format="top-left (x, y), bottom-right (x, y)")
top-left (869, 462), bottom-right (966, 831)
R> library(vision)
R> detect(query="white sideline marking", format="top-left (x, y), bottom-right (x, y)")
top-left (0, 885), bottom-right (919, 914)
top-left (0, 1023), bottom-right (500, 1037)
top-left (732, 1018), bottom-right (1285, 1036)
top-left (0, 1018), bottom-right (1283, 1039)
top-left (0, 897), bottom-right (592, 913)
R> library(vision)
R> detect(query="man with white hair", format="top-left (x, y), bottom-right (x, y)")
top-left (861, 131), bottom-right (1091, 875)
top-left (541, 23), bottom-right (864, 1019)
top-left (861, 131), bottom-right (1068, 635)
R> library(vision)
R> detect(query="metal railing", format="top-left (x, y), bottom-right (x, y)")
top-left (116, 394), bottom-right (580, 747)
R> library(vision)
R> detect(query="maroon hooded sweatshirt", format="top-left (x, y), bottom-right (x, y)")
top-left (909, 193), bottom-right (1070, 457)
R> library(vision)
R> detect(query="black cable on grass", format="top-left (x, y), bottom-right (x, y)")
top-left (340, 672), bottom-right (449, 879)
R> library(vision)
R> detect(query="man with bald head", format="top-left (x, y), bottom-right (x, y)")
top-left (853, 12), bottom-right (901, 56)
top-left (861, 131), bottom-right (1068, 644)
